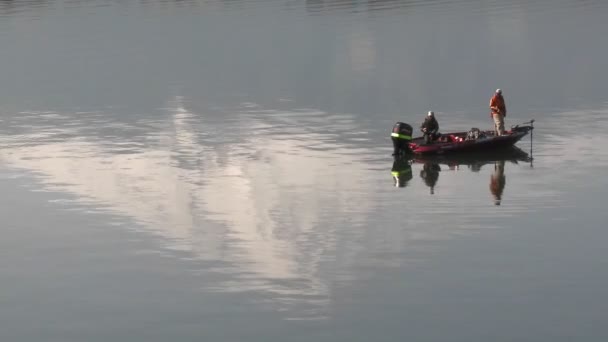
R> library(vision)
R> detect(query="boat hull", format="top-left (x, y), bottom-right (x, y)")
top-left (408, 122), bottom-right (533, 155)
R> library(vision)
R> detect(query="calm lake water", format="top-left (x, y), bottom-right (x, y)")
top-left (1, 0), bottom-right (608, 341)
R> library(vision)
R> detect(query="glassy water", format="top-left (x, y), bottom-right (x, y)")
top-left (1, 0), bottom-right (607, 341)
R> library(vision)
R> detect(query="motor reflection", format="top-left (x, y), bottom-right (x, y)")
top-left (391, 156), bottom-right (413, 188)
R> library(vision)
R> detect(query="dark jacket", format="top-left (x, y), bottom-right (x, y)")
top-left (421, 116), bottom-right (439, 133)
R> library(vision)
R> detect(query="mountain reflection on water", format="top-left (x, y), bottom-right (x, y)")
top-left (0, 96), bottom-right (387, 320)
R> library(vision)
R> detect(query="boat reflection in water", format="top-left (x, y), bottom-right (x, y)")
top-left (402, 146), bottom-right (533, 203)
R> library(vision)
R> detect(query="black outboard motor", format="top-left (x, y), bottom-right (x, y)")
top-left (391, 122), bottom-right (413, 156)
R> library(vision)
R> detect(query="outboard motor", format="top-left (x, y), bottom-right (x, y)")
top-left (391, 122), bottom-right (413, 156)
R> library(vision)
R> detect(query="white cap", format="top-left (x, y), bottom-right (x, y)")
top-left (496, 89), bottom-right (502, 94)
top-left (428, 111), bottom-right (434, 116)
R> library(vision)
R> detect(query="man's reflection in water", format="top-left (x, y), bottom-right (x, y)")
top-left (489, 160), bottom-right (506, 205)
top-left (391, 157), bottom-right (413, 188)
top-left (420, 162), bottom-right (441, 194)
top-left (468, 162), bottom-right (484, 172)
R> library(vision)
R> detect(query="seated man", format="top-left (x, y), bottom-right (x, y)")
top-left (420, 111), bottom-right (440, 144)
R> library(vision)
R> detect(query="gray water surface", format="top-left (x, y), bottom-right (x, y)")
top-left (1, 0), bottom-right (608, 341)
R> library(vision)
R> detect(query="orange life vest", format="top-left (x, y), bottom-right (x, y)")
top-left (490, 94), bottom-right (506, 117)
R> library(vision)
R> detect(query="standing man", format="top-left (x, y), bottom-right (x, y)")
top-left (490, 89), bottom-right (507, 136)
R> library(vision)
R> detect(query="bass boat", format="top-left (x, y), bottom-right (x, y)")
top-left (407, 120), bottom-right (534, 155)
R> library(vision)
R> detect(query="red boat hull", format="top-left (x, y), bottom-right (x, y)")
top-left (408, 122), bottom-right (534, 155)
